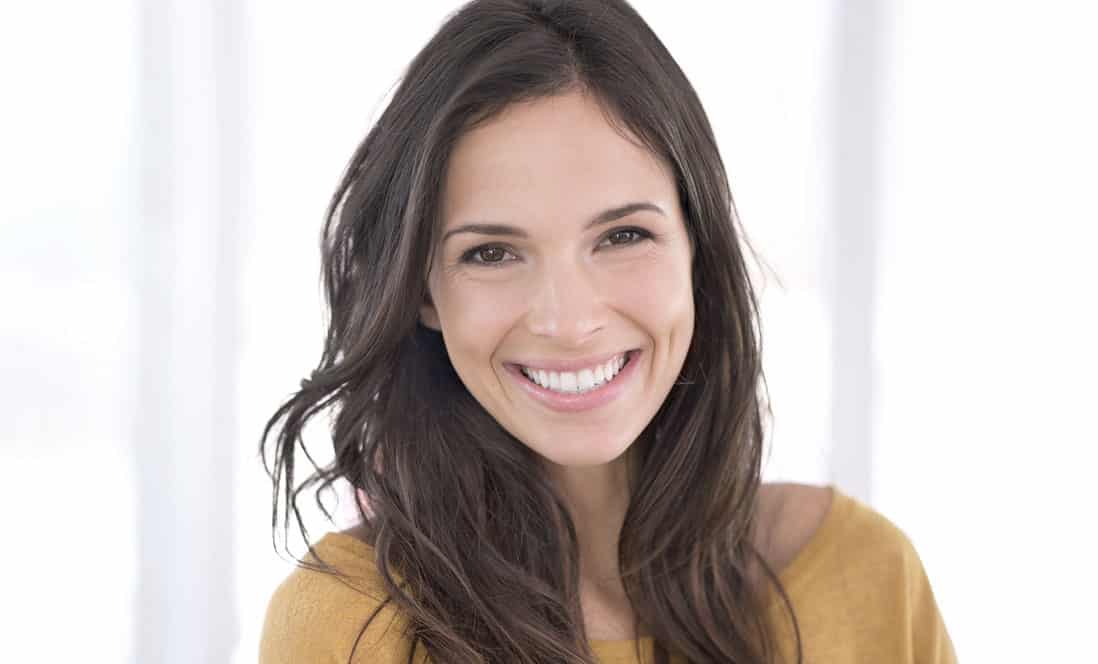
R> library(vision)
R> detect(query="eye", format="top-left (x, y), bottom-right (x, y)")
top-left (458, 227), bottom-right (654, 268)
top-left (459, 245), bottom-right (516, 267)
top-left (599, 227), bottom-right (653, 248)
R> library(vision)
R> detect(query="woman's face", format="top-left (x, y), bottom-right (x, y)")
top-left (421, 91), bottom-right (694, 468)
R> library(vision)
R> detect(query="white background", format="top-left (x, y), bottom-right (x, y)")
top-left (2, 1), bottom-right (1095, 662)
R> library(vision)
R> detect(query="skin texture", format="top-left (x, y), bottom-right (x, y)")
top-left (419, 89), bottom-right (832, 640)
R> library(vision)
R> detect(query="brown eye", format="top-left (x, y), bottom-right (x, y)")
top-left (476, 247), bottom-right (506, 263)
top-left (601, 227), bottom-right (652, 248)
top-left (608, 230), bottom-right (640, 245)
top-left (460, 245), bottom-right (515, 267)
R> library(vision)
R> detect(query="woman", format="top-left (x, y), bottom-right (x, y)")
top-left (259, 1), bottom-right (956, 662)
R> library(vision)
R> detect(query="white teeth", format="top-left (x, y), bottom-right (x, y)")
top-left (520, 352), bottom-right (631, 394)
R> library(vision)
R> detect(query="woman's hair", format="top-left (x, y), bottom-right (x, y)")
top-left (261, 0), bottom-right (801, 662)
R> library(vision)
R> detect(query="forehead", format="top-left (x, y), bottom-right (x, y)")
top-left (441, 92), bottom-right (676, 225)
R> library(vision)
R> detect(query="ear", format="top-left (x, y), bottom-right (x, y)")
top-left (419, 293), bottom-right (441, 331)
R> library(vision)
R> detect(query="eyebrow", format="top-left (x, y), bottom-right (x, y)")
top-left (441, 201), bottom-right (665, 244)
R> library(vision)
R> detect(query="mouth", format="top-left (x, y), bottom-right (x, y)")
top-left (504, 349), bottom-right (641, 413)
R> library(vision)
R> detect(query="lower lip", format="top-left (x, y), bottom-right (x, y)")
top-left (505, 350), bottom-right (641, 413)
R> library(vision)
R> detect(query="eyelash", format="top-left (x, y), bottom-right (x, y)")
top-left (458, 227), bottom-right (655, 268)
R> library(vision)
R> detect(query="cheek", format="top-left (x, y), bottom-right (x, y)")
top-left (433, 279), bottom-right (526, 362)
top-left (610, 255), bottom-right (694, 331)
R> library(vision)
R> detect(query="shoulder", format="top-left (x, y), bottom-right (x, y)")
top-left (759, 484), bottom-right (957, 662)
top-left (754, 481), bottom-right (834, 575)
top-left (755, 482), bottom-right (924, 576)
top-left (259, 534), bottom-right (423, 664)
top-left (754, 482), bottom-right (937, 600)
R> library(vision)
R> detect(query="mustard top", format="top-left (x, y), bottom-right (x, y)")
top-left (259, 487), bottom-right (957, 663)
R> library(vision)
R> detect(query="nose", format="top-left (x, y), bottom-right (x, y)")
top-left (524, 257), bottom-right (606, 344)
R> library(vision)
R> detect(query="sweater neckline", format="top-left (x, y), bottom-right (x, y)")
top-left (319, 485), bottom-right (850, 653)
top-left (589, 485), bottom-right (848, 651)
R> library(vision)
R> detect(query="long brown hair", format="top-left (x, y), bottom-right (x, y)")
top-left (261, 1), bottom-right (802, 662)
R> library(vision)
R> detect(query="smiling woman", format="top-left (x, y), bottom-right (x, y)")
top-left (419, 91), bottom-right (695, 468)
top-left (258, 1), bottom-right (955, 663)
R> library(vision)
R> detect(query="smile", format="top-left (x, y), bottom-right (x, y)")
top-left (519, 352), bottom-right (630, 394)
top-left (505, 350), bottom-right (641, 413)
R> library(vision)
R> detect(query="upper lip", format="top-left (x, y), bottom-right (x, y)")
top-left (509, 349), bottom-right (636, 372)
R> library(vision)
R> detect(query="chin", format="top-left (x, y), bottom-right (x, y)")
top-left (536, 440), bottom-right (633, 469)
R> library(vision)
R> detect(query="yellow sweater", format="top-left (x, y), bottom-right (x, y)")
top-left (260, 488), bottom-right (956, 663)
